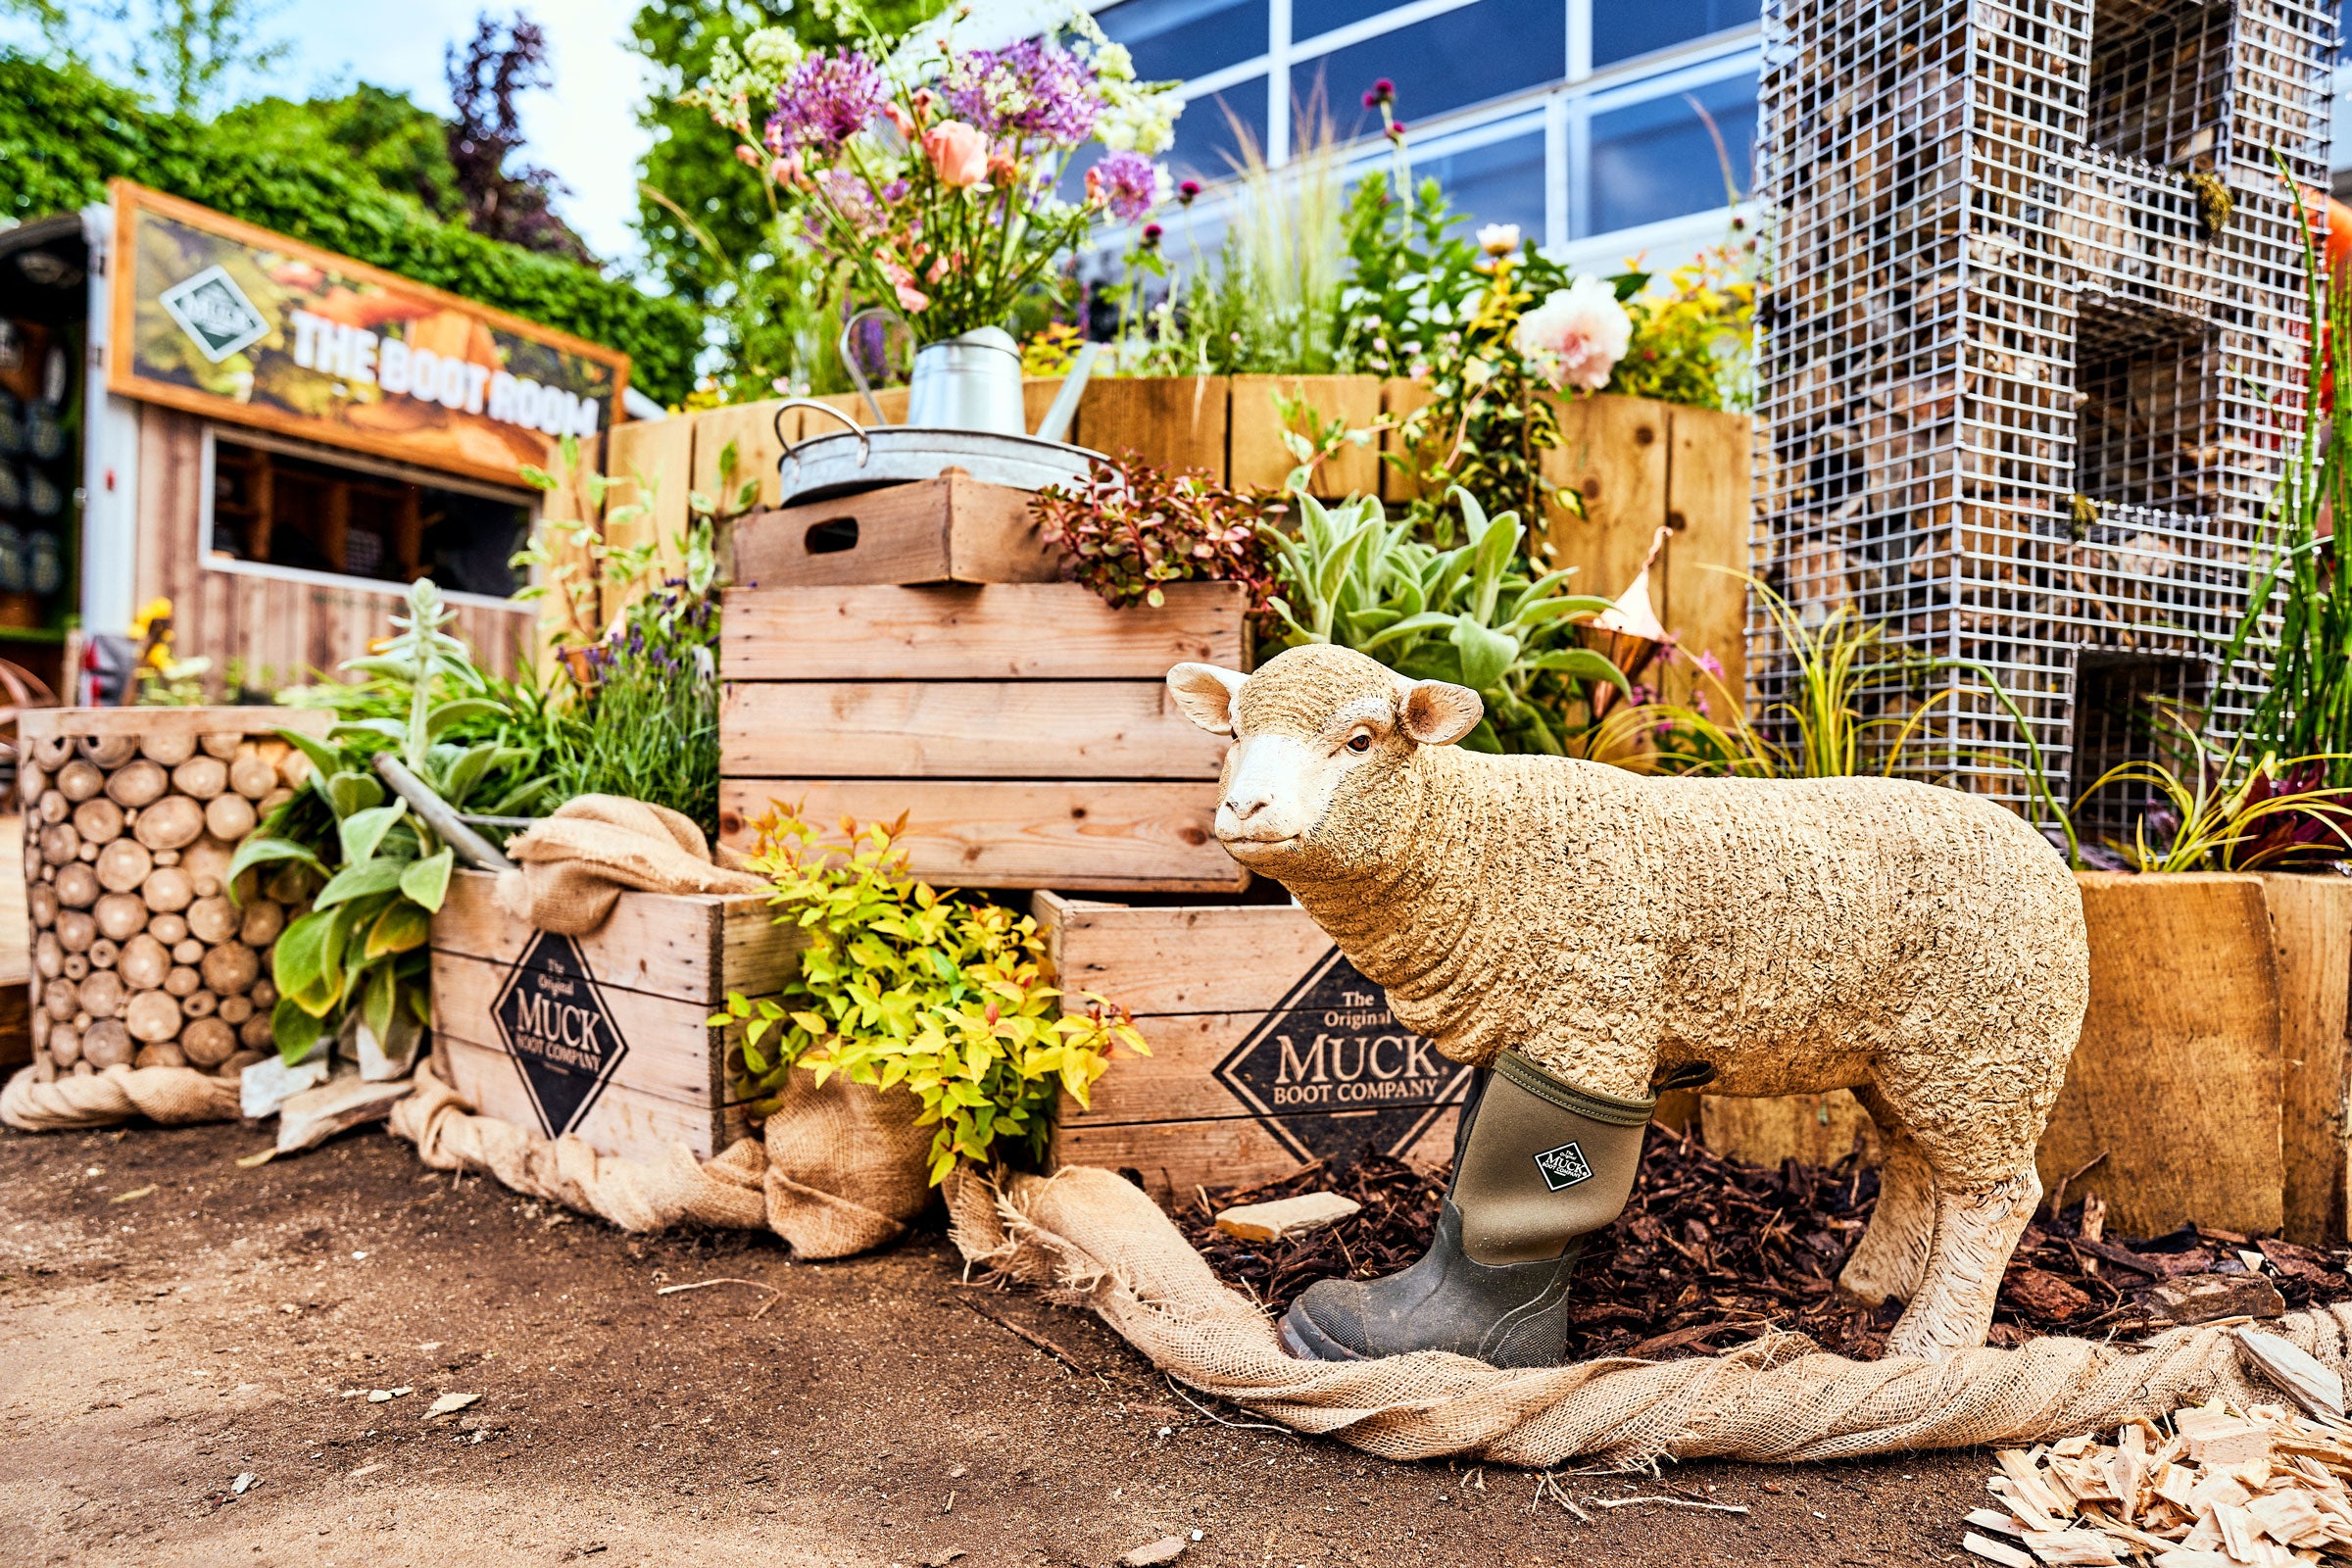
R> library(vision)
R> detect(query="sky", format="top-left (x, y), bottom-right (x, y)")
top-left (9, 0), bottom-right (657, 267)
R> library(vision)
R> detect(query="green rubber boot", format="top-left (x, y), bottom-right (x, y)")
top-left (1277, 1051), bottom-right (1660, 1369)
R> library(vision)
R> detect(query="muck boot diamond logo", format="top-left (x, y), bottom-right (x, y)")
top-left (1214, 948), bottom-right (1470, 1165)
top-left (1533, 1141), bottom-right (1592, 1192)
top-left (492, 931), bottom-right (626, 1139)
top-left (158, 266), bottom-right (270, 362)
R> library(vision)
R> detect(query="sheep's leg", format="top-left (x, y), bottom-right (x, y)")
top-left (1837, 1086), bottom-right (1934, 1307)
top-left (1884, 1165), bottom-right (2042, 1360)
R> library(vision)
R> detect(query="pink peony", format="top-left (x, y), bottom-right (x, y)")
top-left (923, 120), bottom-right (990, 187)
top-left (1514, 276), bottom-right (1632, 393)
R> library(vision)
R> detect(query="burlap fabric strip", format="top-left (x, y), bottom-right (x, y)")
top-left (946, 1163), bottom-right (2352, 1468)
top-left (389, 1058), bottom-right (932, 1257)
top-left (0, 1061), bottom-right (241, 1132)
top-left (496, 795), bottom-right (767, 934)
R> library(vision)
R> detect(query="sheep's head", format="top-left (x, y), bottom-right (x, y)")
top-left (1167, 645), bottom-right (1482, 879)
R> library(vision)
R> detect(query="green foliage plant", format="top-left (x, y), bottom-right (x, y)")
top-left (1261, 488), bottom-right (1626, 754)
top-left (2073, 710), bottom-right (2352, 872)
top-left (712, 809), bottom-right (1146, 1185)
top-left (1030, 453), bottom-right (1282, 612)
top-left (232, 579), bottom-right (550, 1064)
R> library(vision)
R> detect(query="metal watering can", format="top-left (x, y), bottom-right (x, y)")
top-left (839, 308), bottom-right (1100, 442)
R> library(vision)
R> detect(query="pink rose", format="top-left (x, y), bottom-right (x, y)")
top-left (883, 101), bottom-right (916, 140)
top-left (923, 120), bottom-right (989, 187)
top-left (1514, 276), bottom-right (1633, 393)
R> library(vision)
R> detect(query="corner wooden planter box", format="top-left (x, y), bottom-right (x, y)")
top-left (718, 581), bottom-right (1248, 893)
top-left (731, 474), bottom-right (1060, 589)
top-left (1034, 892), bottom-right (1466, 1200)
top-left (427, 869), bottom-right (801, 1163)
top-left (1703, 869), bottom-right (2352, 1247)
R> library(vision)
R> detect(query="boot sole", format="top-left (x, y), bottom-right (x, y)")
top-left (1277, 1301), bottom-right (1365, 1362)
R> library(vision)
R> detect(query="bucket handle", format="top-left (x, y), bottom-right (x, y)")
top-left (837, 305), bottom-right (908, 426)
top-left (772, 398), bottom-right (873, 491)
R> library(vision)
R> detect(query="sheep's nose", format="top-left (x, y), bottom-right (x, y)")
top-left (1222, 788), bottom-right (1271, 821)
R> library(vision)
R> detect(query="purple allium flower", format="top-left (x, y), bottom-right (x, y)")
top-left (768, 49), bottom-right (888, 151)
top-left (942, 38), bottom-right (1098, 144)
top-left (1091, 149), bottom-right (1163, 221)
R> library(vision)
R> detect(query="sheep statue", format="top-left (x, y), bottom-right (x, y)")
top-left (1167, 645), bottom-right (2087, 1367)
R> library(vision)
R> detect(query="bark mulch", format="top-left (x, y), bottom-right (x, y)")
top-left (1175, 1124), bottom-right (2352, 1360)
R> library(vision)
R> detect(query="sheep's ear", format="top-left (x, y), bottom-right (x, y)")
top-left (1167, 662), bottom-right (1246, 735)
top-left (1399, 680), bottom-right (1483, 747)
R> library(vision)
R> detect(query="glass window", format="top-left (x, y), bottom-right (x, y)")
top-left (210, 439), bottom-right (527, 597)
top-left (1163, 77), bottom-right (1272, 182)
top-left (1292, 0), bottom-right (1414, 45)
top-left (1094, 0), bottom-right (1269, 83)
top-left (1416, 131), bottom-right (1547, 240)
top-left (1591, 0), bottom-right (1762, 70)
top-left (1306, 0), bottom-right (1566, 129)
top-left (1585, 74), bottom-right (1756, 234)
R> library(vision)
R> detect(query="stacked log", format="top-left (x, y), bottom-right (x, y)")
top-left (17, 710), bottom-right (330, 1083)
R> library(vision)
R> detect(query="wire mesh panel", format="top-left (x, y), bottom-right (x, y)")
top-left (1753, 0), bottom-right (2337, 834)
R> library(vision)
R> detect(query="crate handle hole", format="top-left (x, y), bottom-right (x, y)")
top-left (805, 517), bottom-right (859, 555)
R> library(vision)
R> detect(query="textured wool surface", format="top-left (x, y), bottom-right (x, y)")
top-left (0, 1060), bottom-right (241, 1131)
top-left (954, 1163), bottom-right (2341, 1468)
top-left (1223, 645), bottom-right (2088, 1187)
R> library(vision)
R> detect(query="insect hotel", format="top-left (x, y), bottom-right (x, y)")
top-left (1755, 0), bottom-right (2336, 828)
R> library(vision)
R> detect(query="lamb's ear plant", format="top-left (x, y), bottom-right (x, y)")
top-left (231, 580), bottom-right (550, 1064)
top-left (711, 809), bottom-right (1147, 1186)
top-left (1261, 489), bottom-right (1624, 753)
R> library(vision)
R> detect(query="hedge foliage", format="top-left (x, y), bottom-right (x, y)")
top-left (0, 53), bottom-right (697, 405)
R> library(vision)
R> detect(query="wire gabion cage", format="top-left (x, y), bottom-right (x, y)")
top-left (1752, 0), bottom-right (2338, 836)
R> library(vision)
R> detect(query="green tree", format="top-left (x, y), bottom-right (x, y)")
top-left (213, 83), bottom-right (465, 223)
top-left (108, 0), bottom-right (292, 118)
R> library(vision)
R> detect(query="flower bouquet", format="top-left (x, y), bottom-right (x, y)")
top-left (688, 11), bottom-right (1180, 352)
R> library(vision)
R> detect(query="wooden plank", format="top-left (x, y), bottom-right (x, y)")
top-left (1380, 376), bottom-right (1435, 505)
top-left (602, 416), bottom-right (696, 622)
top-left (1543, 394), bottom-right (1672, 606)
top-left (434, 1036), bottom-right (747, 1164)
top-left (2260, 873), bottom-right (2352, 1246)
top-left (688, 399), bottom-right (793, 514)
top-left (1700, 1091), bottom-right (1880, 1169)
top-left (1054, 1106), bottom-right (1459, 1203)
top-left (721, 681), bottom-right (1229, 781)
top-left (1227, 374), bottom-right (1383, 497)
top-left (811, 387), bottom-right (910, 427)
top-left (718, 779), bottom-right (1241, 893)
top-left (718, 581), bottom-right (1248, 680)
top-left (1033, 892), bottom-right (1331, 1015)
top-left (2041, 872), bottom-right (2284, 1238)
top-left (1077, 376), bottom-right (1229, 477)
top-left (18, 707), bottom-right (332, 740)
top-left (535, 429), bottom-right (603, 681)
top-left (429, 868), bottom-right (803, 1004)
top-left (1660, 406), bottom-right (1753, 715)
top-left (732, 475), bottom-right (1059, 589)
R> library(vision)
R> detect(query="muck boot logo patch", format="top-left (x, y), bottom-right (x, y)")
top-left (1534, 1141), bottom-right (1593, 1192)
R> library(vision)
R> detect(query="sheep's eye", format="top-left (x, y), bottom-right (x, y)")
top-left (1346, 732), bottom-right (1373, 753)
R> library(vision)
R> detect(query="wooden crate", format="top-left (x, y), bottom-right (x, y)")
top-left (1033, 892), bottom-right (1467, 1200)
top-left (719, 581), bottom-right (1248, 893)
top-left (427, 869), bottom-right (803, 1162)
top-left (732, 473), bottom-right (1058, 589)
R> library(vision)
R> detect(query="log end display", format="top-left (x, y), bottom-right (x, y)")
top-left (18, 716), bottom-right (317, 1079)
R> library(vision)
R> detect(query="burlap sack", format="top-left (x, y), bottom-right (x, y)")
top-left (496, 795), bottom-right (767, 934)
top-left (0, 1061), bottom-right (243, 1132)
top-left (389, 1057), bottom-right (935, 1257)
top-left (949, 1163), bottom-right (2352, 1468)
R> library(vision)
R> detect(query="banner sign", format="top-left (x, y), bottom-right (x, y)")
top-left (108, 181), bottom-right (629, 486)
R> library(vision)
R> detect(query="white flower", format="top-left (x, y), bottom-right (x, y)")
top-left (1514, 276), bottom-right (1633, 393)
top-left (742, 26), bottom-right (805, 74)
top-left (1477, 222), bottom-right (1521, 257)
top-left (1096, 82), bottom-right (1180, 155)
top-left (1095, 41), bottom-right (1135, 82)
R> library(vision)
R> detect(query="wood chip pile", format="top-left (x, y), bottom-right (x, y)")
top-left (1963, 1344), bottom-right (2352, 1568)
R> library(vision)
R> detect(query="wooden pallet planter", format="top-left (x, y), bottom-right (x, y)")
top-left (426, 869), bottom-right (802, 1162)
top-left (719, 581), bottom-right (1247, 893)
top-left (731, 473), bottom-right (1058, 589)
top-left (18, 707), bottom-right (329, 1081)
top-left (1705, 870), bottom-right (2352, 1245)
top-left (1034, 891), bottom-right (1468, 1200)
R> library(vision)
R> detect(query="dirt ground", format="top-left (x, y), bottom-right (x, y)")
top-left (0, 1119), bottom-right (1996, 1567)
